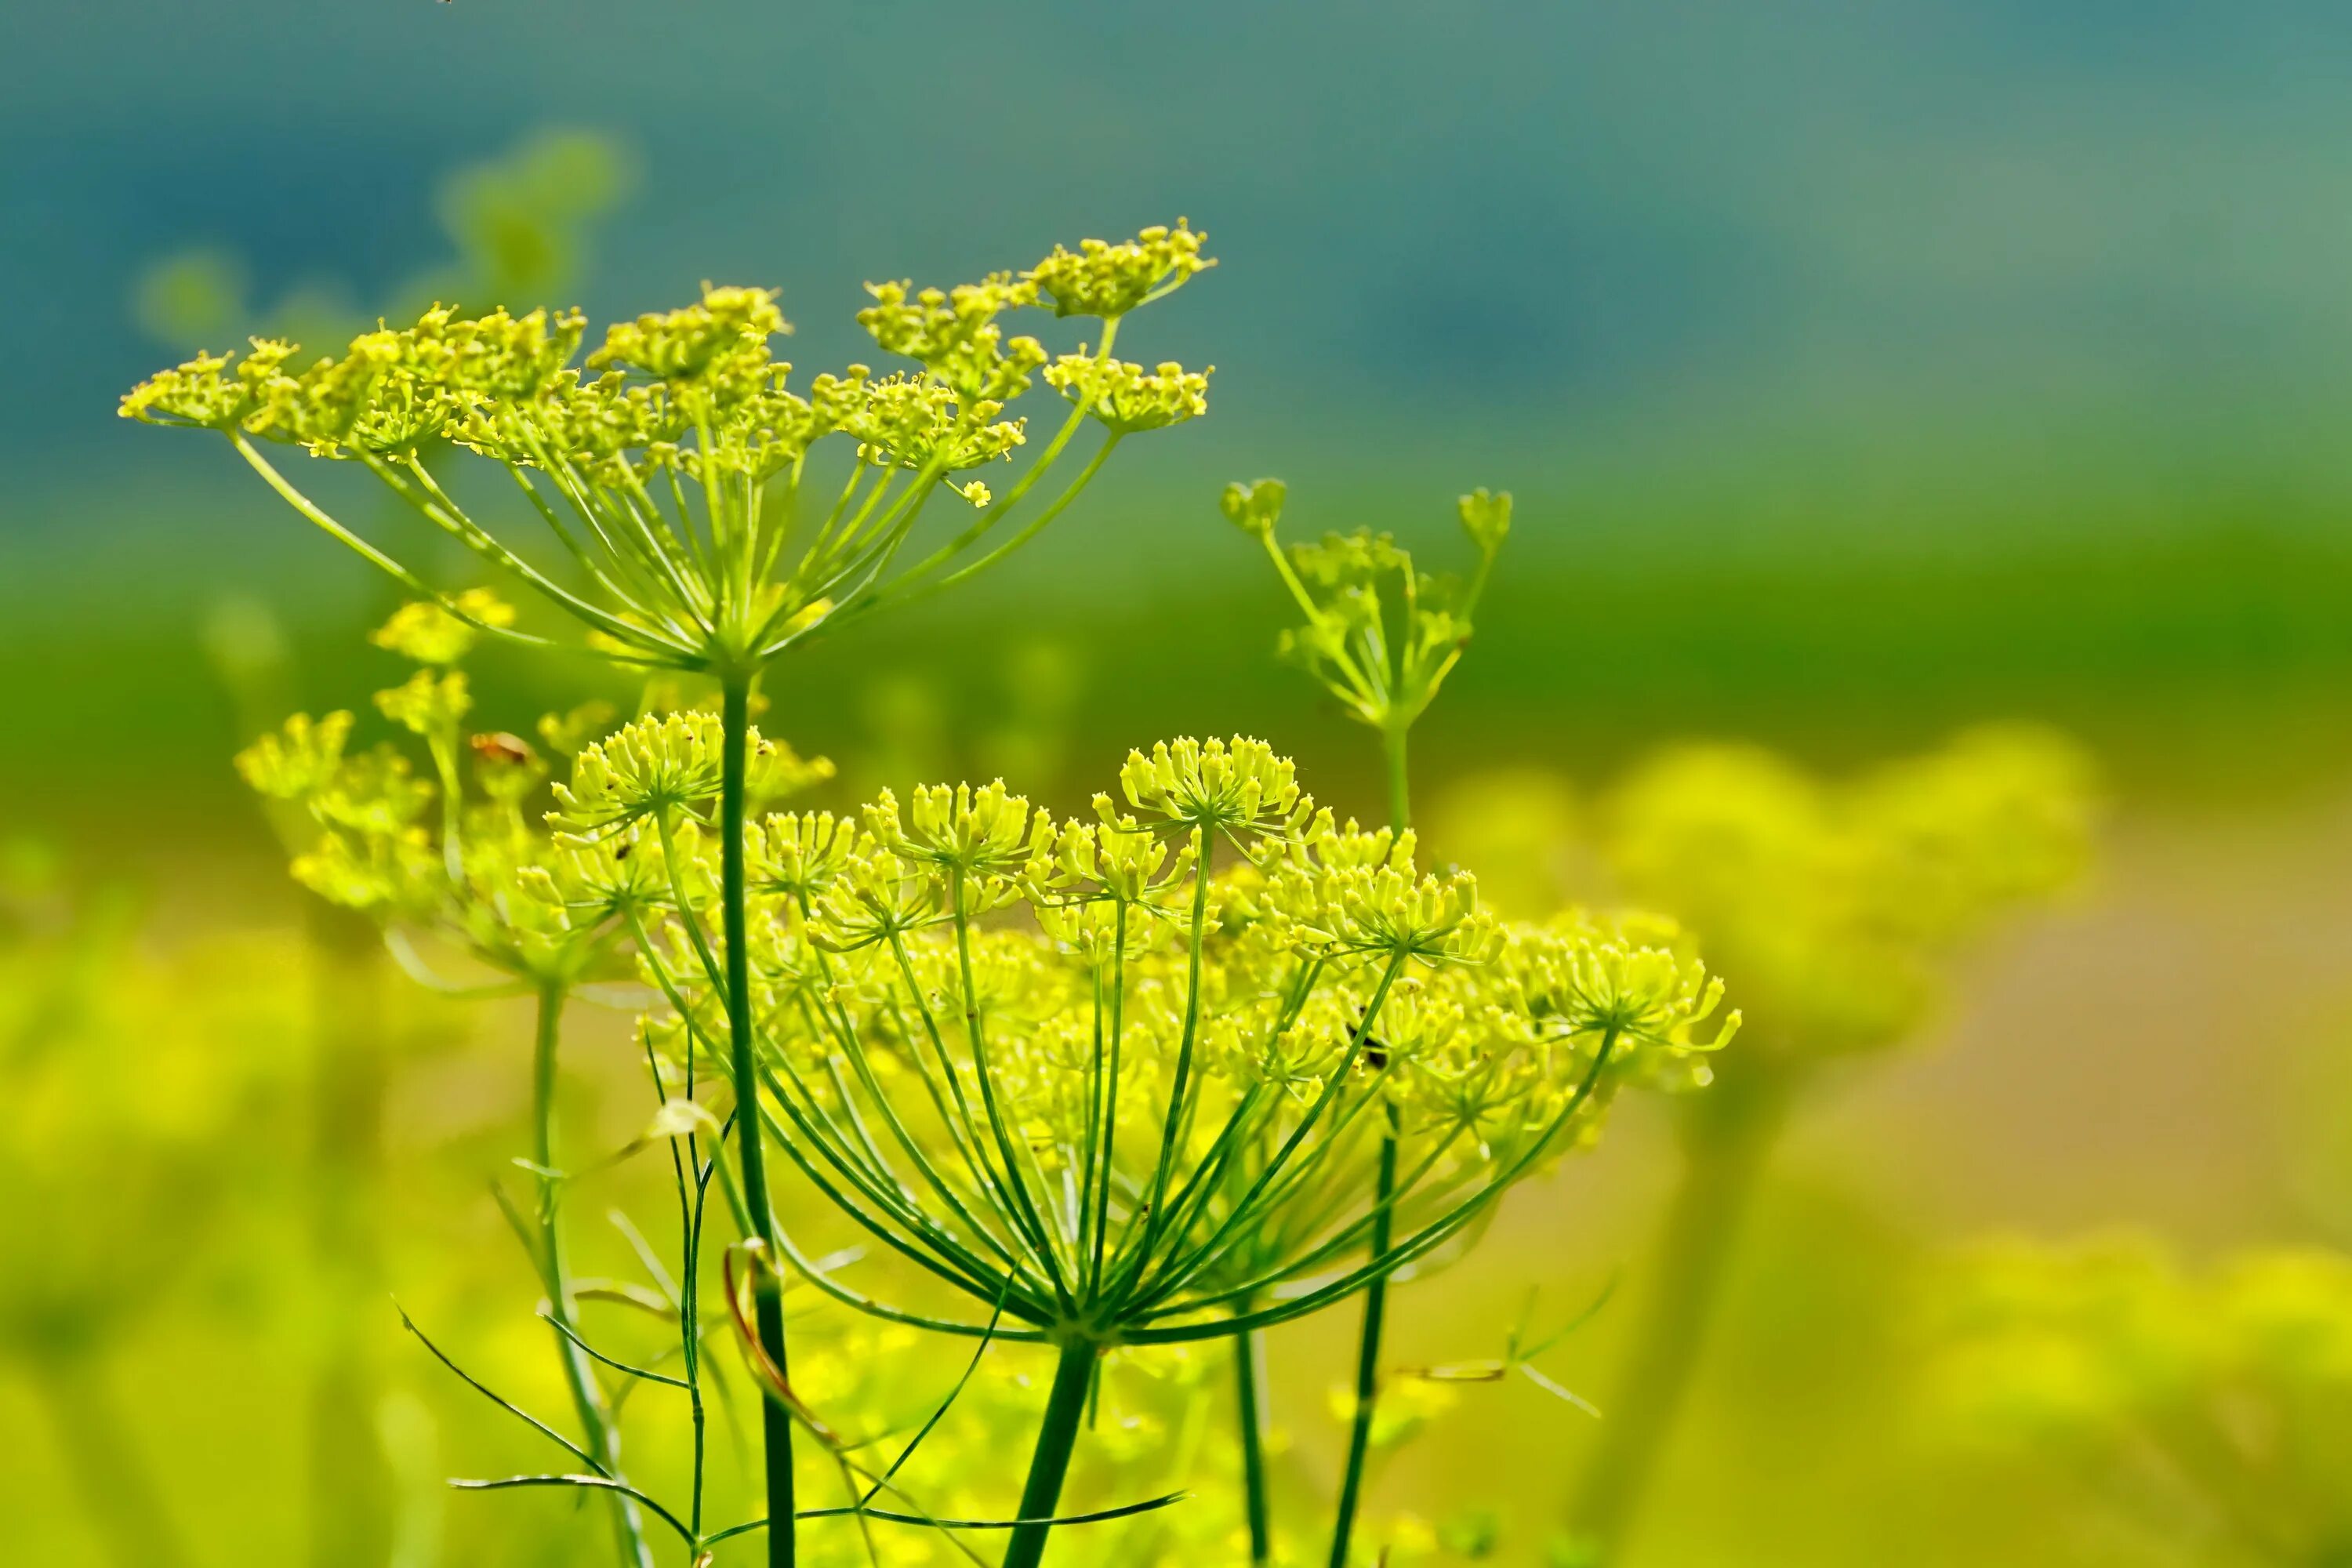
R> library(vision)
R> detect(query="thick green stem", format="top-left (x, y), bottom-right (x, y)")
top-left (1004, 1338), bottom-right (1100, 1568)
top-left (723, 670), bottom-right (798, 1568)
top-left (534, 985), bottom-right (654, 1568)
top-left (1233, 1316), bottom-right (1274, 1565)
top-left (1326, 722), bottom-right (1414, 1566)
top-left (1326, 1109), bottom-right (1400, 1568)
top-left (1563, 1064), bottom-right (1787, 1563)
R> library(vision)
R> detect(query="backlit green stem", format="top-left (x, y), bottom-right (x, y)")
top-left (1326, 721), bottom-right (1414, 1566)
top-left (1233, 1309), bottom-right (1274, 1565)
top-left (1563, 1061), bottom-right (1788, 1563)
top-left (533, 984), bottom-right (654, 1568)
top-left (723, 670), bottom-right (799, 1568)
top-left (1327, 1109), bottom-right (1400, 1568)
top-left (1004, 1338), bottom-right (1100, 1568)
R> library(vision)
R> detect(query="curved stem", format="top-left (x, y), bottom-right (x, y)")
top-left (532, 985), bottom-right (655, 1568)
top-left (1002, 1338), bottom-right (1100, 1568)
top-left (722, 670), bottom-right (799, 1568)
top-left (1563, 1064), bottom-right (1786, 1563)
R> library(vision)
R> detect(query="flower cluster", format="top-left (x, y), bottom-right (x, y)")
top-left (1218, 480), bottom-right (1510, 736)
top-left (624, 737), bottom-right (1730, 1345)
top-left (238, 604), bottom-right (831, 986)
top-left (125, 224), bottom-right (1216, 673)
top-left (1601, 726), bottom-right (2096, 1061)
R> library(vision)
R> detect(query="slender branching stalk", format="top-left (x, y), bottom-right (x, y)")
top-left (1327, 722), bottom-right (1414, 1568)
top-left (532, 983), bottom-right (654, 1567)
top-left (1218, 479), bottom-right (1517, 1563)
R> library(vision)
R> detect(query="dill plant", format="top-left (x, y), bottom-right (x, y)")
top-left (129, 224), bottom-right (1749, 1568)
top-left (1555, 730), bottom-right (2098, 1563)
top-left (1219, 478), bottom-right (1563, 1565)
top-left (127, 222), bottom-right (1214, 1566)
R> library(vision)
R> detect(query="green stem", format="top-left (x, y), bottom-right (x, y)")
top-left (533, 985), bottom-right (654, 1568)
top-left (1003, 1338), bottom-right (1100, 1568)
top-left (1563, 1064), bottom-right (1787, 1563)
top-left (1326, 720), bottom-right (1414, 1567)
top-left (1326, 1107), bottom-right (1400, 1568)
top-left (724, 670), bottom-right (799, 1568)
top-left (1381, 722), bottom-right (1410, 838)
top-left (1233, 1316), bottom-right (1274, 1565)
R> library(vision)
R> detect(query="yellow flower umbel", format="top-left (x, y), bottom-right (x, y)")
top-left (1926, 1233), bottom-right (2352, 1563)
top-left (123, 225), bottom-right (1213, 681)
top-left (1219, 481), bottom-right (1509, 833)
top-left (618, 738), bottom-right (1726, 1568)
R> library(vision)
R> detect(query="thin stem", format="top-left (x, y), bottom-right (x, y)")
top-left (533, 985), bottom-right (655, 1568)
top-left (723, 670), bottom-right (799, 1568)
top-left (1563, 1064), bottom-right (1786, 1563)
top-left (1002, 1338), bottom-right (1100, 1568)
top-left (1326, 720), bottom-right (1414, 1567)
top-left (1326, 1105), bottom-right (1400, 1568)
top-left (1381, 724), bottom-right (1410, 838)
top-left (1234, 1313), bottom-right (1274, 1566)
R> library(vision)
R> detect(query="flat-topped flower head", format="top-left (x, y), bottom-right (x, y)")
top-left (1605, 728), bottom-right (2094, 1060)
top-left (1026, 220), bottom-right (1214, 320)
top-left (1045, 357), bottom-right (1212, 434)
top-left (864, 781), bottom-right (1038, 881)
top-left (746, 811), bottom-right (862, 906)
top-left (1114, 736), bottom-right (1308, 844)
top-left (550, 710), bottom-right (828, 838)
top-left (125, 225), bottom-right (1217, 681)
top-left (234, 710), bottom-right (354, 800)
top-left (661, 739), bottom-right (1722, 1361)
top-left (372, 668), bottom-right (471, 738)
top-left (550, 711), bottom-right (726, 836)
top-left (1218, 477), bottom-right (1286, 540)
top-left (844, 374), bottom-right (1025, 472)
top-left (858, 274), bottom-right (1046, 402)
top-left (369, 589), bottom-right (516, 665)
top-left (292, 825), bottom-right (441, 916)
top-left (588, 283), bottom-right (785, 385)
top-left (1535, 931), bottom-right (1739, 1058)
top-left (121, 338), bottom-right (301, 431)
